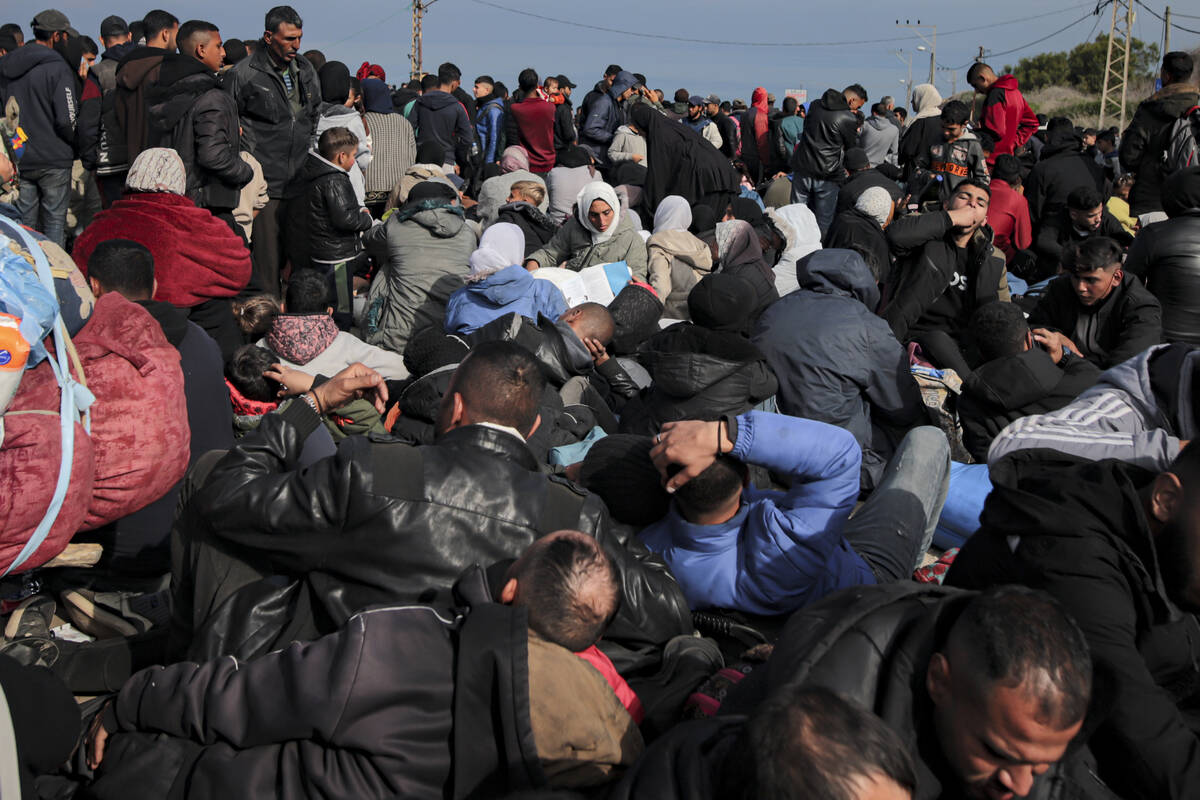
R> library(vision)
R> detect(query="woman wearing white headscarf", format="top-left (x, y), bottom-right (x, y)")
top-left (443, 222), bottom-right (567, 334)
top-left (899, 83), bottom-right (945, 180)
top-left (767, 203), bottom-right (823, 296)
top-left (645, 195), bottom-right (713, 318)
top-left (524, 181), bottom-right (648, 280)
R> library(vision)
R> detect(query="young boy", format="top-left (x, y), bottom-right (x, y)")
top-left (292, 127), bottom-right (374, 329)
top-left (918, 100), bottom-right (990, 204)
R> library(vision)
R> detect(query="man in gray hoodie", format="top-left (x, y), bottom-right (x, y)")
top-left (859, 102), bottom-right (899, 168)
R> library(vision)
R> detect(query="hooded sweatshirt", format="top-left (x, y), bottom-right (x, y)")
top-left (413, 89), bottom-right (474, 167)
top-left (0, 43), bottom-right (77, 170)
top-left (978, 73), bottom-right (1038, 164)
top-left (859, 113), bottom-right (899, 168)
top-left (114, 47), bottom-right (170, 164)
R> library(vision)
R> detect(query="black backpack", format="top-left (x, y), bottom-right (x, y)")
top-left (1161, 104), bottom-right (1200, 176)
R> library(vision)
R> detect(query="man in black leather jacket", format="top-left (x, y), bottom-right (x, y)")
top-left (170, 343), bottom-right (690, 662)
top-left (789, 85), bottom-right (866, 235)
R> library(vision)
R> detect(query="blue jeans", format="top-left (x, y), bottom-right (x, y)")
top-left (790, 175), bottom-right (839, 236)
top-left (16, 166), bottom-right (72, 248)
top-left (841, 426), bottom-right (950, 582)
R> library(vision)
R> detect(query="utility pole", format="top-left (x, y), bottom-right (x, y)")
top-left (410, 0), bottom-right (440, 81)
top-left (896, 20), bottom-right (937, 85)
top-left (977, 46), bottom-right (986, 63)
top-left (893, 49), bottom-right (913, 103)
top-left (1164, 5), bottom-right (1171, 55)
top-left (1099, 0), bottom-right (1134, 130)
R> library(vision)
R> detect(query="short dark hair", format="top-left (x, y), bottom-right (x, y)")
top-left (950, 585), bottom-right (1092, 730)
top-left (128, 20), bottom-right (145, 42)
top-left (518, 67), bottom-right (539, 93)
top-left (0, 23), bottom-right (22, 41)
top-left (895, 106), bottom-right (908, 120)
top-left (88, 239), bottom-right (155, 298)
top-left (955, 178), bottom-right (991, 199)
top-left (782, 96), bottom-right (799, 114)
top-left (1097, 129), bottom-right (1117, 145)
top-left (284, 269), bottom-right (330, 313)
top-left (302, 49), bottom-right (325, 70)
top-left (870, 101), bottom-right (887, 116)
top-left (80, 35), bottom-right (98, 56)
top-left (142, 9), bottom-right (179, 41)
top-left (437, 61), bottom-right (461, 85)
top-left (967, 62), bottom-right (992, 83)
top-left (674, 88), bottom-right (690, 103)
top-left (0, 33), bottom-right (17, 52)
top-left (720, 685), bottom-right (917, 800)
top-left (604, 64), bottom-right (622, 77)
top-left (509, 533), bottom-right (619, 652)
top-left (971, 301), bottom-right (1029, 362)
top-left (225, 345), bottom-right (282, 403)
top-left (450, 340), bottom-right (546, 433)
top-left (564, 302), bottom-right (614, 344)
top-left (264, 6), bottom-right (302, 33)
top-left (420, 73), bottom-right (439, 92)
top-left (1070, 236), bottom-right (1123, 275)
top-left (1163, 51), bottom-right (1194, 84)
top-left (317, 126), bottom-right (358, 161)
top-left (672, 456), bottom-right (746, 515)
top-left (1067, 186), bottom-right (1103, 211)
top-left (844, 84), bottom-right (868, 102)
top-left (940, 99), bottom-right (970, 125)
top-left (177, 20), bottom-right (218, 55)
top-left (977, 131), bottom-right (997, 154)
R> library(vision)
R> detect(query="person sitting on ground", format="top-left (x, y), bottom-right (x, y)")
top-left (987, 342), bottom-right (1198, 468)
top-left (257, 268), bottom-right (409, 379)
top-left (640, 411), bottom-right (948, 616)
top-left (958, 301), bottom-right (1101, 462)
top-left (232, 294), bottom-right (280, 341)
top-left (384, 141), bottom-right (452, 212)
top-left (1027, 236), bottom-right (1161, 369)
top-left (645, 195), bottom-right (713, 319)
top-left (1023, 117), bottom-right (1104, 225)
top-left (475, 146), bottom-right (549, 226)
top-left (824, 186), bottom-right (892, 281)
top-left (712, 219), bottom-right (780, 324)
top-left (723, 583), bottom-right (1097, 800)
top-left (444, 223), bottom-right (567, 335)
top-left (1106, 173), bottom-right (1138, 237)
top-left (495, 180), bottom-right (558, 257)
top-left (1033, 186), bottom-right (1135, 282)
top-left (525, 181), bottom-right (648, 282)
top-left (170, 347), bottom-right (690, 663)
top-left (912, 100), bottom-right (989, 206)
top-left (984, 154), bottom-right (1033, 267)
top-left (884, 180), bottom-right (1007, 378)
top-left (947, 442), bottom-right (1200, 800)
top-left (1123, 167), bottom-right (1200, 345)
top-left (834, 147), bottom-right (903, 215)
top-left (79, 531), bottom-right (643, 798)
top-left (612, 684), bottom-right (916, 800)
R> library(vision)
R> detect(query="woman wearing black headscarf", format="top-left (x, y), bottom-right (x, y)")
top-left (628, 103), bottom-right (739, 221)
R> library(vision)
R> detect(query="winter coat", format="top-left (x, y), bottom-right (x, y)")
top-left (899, 116), bottom-right (944, 181)
top-left (987, 342), bottom-right (1199, 468)
top-left (646, 230), bottom-right (713, 319)
top-left (1024, 131), bottom-right (1104, 223)
top-left (96, 570), bottom-right (640, 799)
top-left (553, 99), bottom-right (576, 155)
top-left (259, 312), bottom-right (409, 379)
top-left (859, 114), bottom-right (899, 167)
top-left (313, 103), bottom-right (372, 206)
top-left (363, 203), bottom-right (477, 353)
top-left (74, 192), bottom-right (251, 307)
top-left (475, 96), bottom-right (505, 163)
top-left (1028, 273), bottom-right (1161, 369)
top-left (620, 323), bottom-right (778, 436)
top-left (986, 179), bottom-right (1033, 263)
top-left (362, 111), bottom-right (416, 203)
top-left (947, 453), bottom-right (1200, 800)
top-left (578, 73), bottom-right (637, 163)
top-left (476, 170), bottom-right (547, 226)
top-left (790, 88), bottom-right (858, 182)
top-left (510, 96), bottom-right (557, 172)
top-left (915, 129), bottom-right (989, 200)
top-left (609, 716), bottom-right (741, 800)
top-left (0, 42), bottom-right (77, 170)
top-left (413, 89), bottom-right (474, 167)
top-left (444, 265), bottom-right (568, 335)
top-left (225, 47), bottom-right (321, 198)
top-left (496, 201), bottom-right (558, 257)
top-left (977, 73), bottom-right (1038, 162)
top-left (1125, 173), bottom-right (1200, 344)
top-left (76, 73), bottom-right (103, 172)
top-left (835, 167), bottom-right (903, 214)
top-left (752, 249), bottom-right (924, 488)
top-left (824, 209), bottom-right (889, 281)
top-left (1033, 206), bottom-right (1134, 281)
top-left (639, 411), bottom-right (871, 615)
top-left (608, 125), bottom-right (647, 166)
top-left (1120, 82), bottom-right (1200, 215)
top-left (189, 401), bottom-right (690, 647)
top-left (683, 116), bottom-right (723, 150)
top-left (527, 213), bottom-right (648, 280)
top-left (112, 47), bottom-right (169, 167)
top-left (287, 151), bottom-right (373, 264)
top-left (148, 56), bottom-right (253, 210)
top-left (775, 114), bottom-right (805, 166)
top-left (958, 348), bottom-right (1100, 462)
top-left (883, 211), bottom-right (1007, 343)
top-left (90, 44), bottom-right (135, 93)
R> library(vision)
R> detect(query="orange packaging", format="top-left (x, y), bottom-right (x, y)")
top-left (0, 313), bottom-right (30, 372)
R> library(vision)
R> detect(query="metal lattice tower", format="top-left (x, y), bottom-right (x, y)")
top-left (1099, 0), bottom-right (1134, 130)
top-left (409, 0), bottom-right (440, 81)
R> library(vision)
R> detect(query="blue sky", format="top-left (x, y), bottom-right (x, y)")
top-left (25, 0), bottom-right (1199, 108)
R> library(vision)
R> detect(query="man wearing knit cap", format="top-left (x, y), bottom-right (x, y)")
top-left (684, 95), bottom-right (723, 150)
top-left (825, 186), bottom-right (894, 282)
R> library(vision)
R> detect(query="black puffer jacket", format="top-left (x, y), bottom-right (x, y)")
top-left (1024, 129), bottom-right (1104, 223)
top-left (609, 716), bottom-right (742, 800)
top-left (958, 348), bottom-right (1100, 461)
top-left (947, 453), bottom-right (1200, 800)
top-left (1027, 273), bottom-right (1161, 369)
top-left (790, 88), bottom-right (858, 182)
top-left (190, 401), bottom-right (690, 649)
top-left (1126, 167), bottom-right (1200, 344)
top-left (286, 151), bottom-right (372, 265)
top-left (496, 200), bottom-right (558, 257)
top-left (619, 323), bottom-right (778, 436)
top-left (225, 47), bottom-right (321, 197)
top-left (148, 55), bottom-right (253, 210)
top-left (1033, 206), bottom-right (1134, 281)
top-left (1120, 82), bottom-right (1200, 215)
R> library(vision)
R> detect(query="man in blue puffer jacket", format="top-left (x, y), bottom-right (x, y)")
top-left (578, 70), bottom-right (638, 167)
top-left (642, 410), bottom-right (949, 615)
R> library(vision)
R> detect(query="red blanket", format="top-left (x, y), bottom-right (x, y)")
top-left (73, 193), bottom-right (251, 307)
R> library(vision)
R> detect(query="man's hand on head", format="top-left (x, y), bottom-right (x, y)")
top-left (1032, 328), bottom-right (1078, 364)
top-left (310, 363), bottom-right (388, 415)
top-left (650, 419), bottom-right (734, 493)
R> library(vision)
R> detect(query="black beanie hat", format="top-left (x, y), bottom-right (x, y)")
top-left (690, 204), bottom-right (717, 236)
top-left (580, 434), bottom-right (670, 528)
top-left (318, 61), bottom-right (352, 104)
top-left (608, 283), bottom-right (663, 355)
top-left (688, 273), bottom-right (756, 332)
top-left (405, 179), bottom-right (457, 206)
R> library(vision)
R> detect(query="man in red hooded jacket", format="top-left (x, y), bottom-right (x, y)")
top-left (968, 63), bottom-right (1039, 166)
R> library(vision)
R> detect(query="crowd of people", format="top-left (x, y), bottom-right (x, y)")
top-left (1, 4), bottom-right (1200, 798)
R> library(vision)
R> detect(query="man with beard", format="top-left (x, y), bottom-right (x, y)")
top-left (946, 441), bottom-right (1200, 800)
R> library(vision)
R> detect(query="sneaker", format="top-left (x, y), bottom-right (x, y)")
top-left (0, 635), bottom-right (60, 669)
top-left (60, 589), bottom-right (153, 639)
top-left (3, 594), bottom-right (55, 641)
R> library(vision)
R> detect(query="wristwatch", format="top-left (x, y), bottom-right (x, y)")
top-left (301, 392), bottom-right (322, 415)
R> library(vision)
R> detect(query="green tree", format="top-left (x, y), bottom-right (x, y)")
top-left (1008, 51), bottom-right (1070, 90)
top-left (1007, 36), bottom-right (1159, 94)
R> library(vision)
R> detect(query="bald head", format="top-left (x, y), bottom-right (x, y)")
top-left (560, 302), bottom-right (615, 346)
